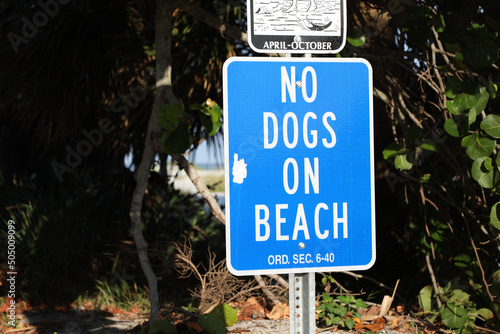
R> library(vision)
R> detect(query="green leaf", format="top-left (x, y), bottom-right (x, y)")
top-left (382, 142), bottom-right (409, 160)
top-left (344, 317), bottom-right (355, 330)
top-left (481, 114), bottom-right (500, 138)
top-left (446, 99), bottom-right (462, 116)
top-left (355, 299), bottom-right (367, 309)
top-left (488, 75), bottom-right (498, 99)
top-left (420, 139), bottom-right (437, 152)
top-left (484, 157), bottom-right (494, 171)
top-left (445, 76), bottom-right (464, 99)
top-left (477, 308), bottom-right (494, 320)
top-left (450, 289), bottom-right (470, 304)
top-left (467, 109), bottom-right (478, 126)
top-left (347, 27), bottom-right (366, 47)
top-left (418, 286), bottom-right (433, 313)
top-left (161, 124), bottom-right (192, 155)
top-left (468, 87), bottom-right (489, 122)
top-left (471, 157), bottom-right (497, 188)
top-left (211, 303), bottom-right (238, 327)
top-left (395, 154), bottom-right (413, 171)
top-left (444, 117), bottom-right (469, 137)
top-left (200, 114), bottom-right (222, 136)
top-left (465, 134), bottom-right (496, 160)
top-left (337, 295), bottom-right (351, 305)
top-left (458, 93), bottom-right (479, 110)
top-left (198, 314), bottom-right (226, 334)
top-left (461, 133), bottom-right (477, 148)
top-left (441, 302), bottom-right (468, 329)
top-left (208, 103), bottom-right (222, 122)
top-left (326, 303), bottom-right (335, 313)
top-left (420, 174), bottom-right (431, 183)
top-left (159, 104), bottom-right (184, 130)
top-left (430, 230), bottom-right (444, 241)
top-left (148, 319), bottom-right (179, 334)
top-left (454, 254), bottom-right (472, 268)
top-left (193, 100), bottom-right (222, 136)
top-left (335, 306), bottom-right (348, 316)
top-left (490, 202), bottom-right (500, 230)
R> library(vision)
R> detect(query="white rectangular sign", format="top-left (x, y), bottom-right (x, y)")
top-left (247, 0), bottom-right (346, 53)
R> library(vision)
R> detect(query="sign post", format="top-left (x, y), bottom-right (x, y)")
top-left (289, 272), bottom-right (315, 334)
top-left (224, 3), bottom-right (373, 333)
top-left (223, 57), bottom-right (374, 332)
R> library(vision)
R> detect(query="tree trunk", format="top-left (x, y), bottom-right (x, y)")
top-left (128, 0), bottom-right (174, 324)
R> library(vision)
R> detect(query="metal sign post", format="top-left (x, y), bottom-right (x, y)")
top-left (225, 3), bottom-right (373, 331)
top-left (289, 273), bottom-right (315, 334)
top-left (287, 54), bottom-right (316, 334)
top-left (223, 56), bottom-right (374, 333)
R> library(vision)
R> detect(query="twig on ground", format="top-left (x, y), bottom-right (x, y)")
top-left (267, 274), bottom-right (289, 289)
top-left (255, 275), bottom-right (280, 305)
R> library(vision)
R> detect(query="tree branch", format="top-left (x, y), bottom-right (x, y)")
top-left (171, 154), bottom-right (226, 224)
top-left (425, 254), bottom-right (442, 308)
top-left (463, 214), bottom-right (496, 302)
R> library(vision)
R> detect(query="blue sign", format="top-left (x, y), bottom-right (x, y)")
top-left (223, 57), bottom-right (375, 275)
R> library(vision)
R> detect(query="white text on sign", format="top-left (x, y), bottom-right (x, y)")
top-left (255, 65), bottom-right (349, 243)
top-left (255, 203), bottom-right (348, 242)
top-left (263, 112), bottom-right (337, 149)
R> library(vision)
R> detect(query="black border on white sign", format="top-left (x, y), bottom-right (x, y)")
top-left (247, 0), bottom-right (346, 54)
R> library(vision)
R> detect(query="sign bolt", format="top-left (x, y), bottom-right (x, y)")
top-left (298, 242), bottom-right (305, 249)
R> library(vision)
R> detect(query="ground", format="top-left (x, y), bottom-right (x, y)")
top-left (1, 296), bottom-right (434, 334)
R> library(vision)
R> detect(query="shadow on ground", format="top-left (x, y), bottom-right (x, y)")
top-left (19, 309), bottom-right (146, 334)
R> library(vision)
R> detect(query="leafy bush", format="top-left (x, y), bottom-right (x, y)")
top-left (418, 281), bottom-right (495, 333)
top-left (373, 1), bottom-right (500, 331)
top-left (317, 275), bottom-right (367, 330)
